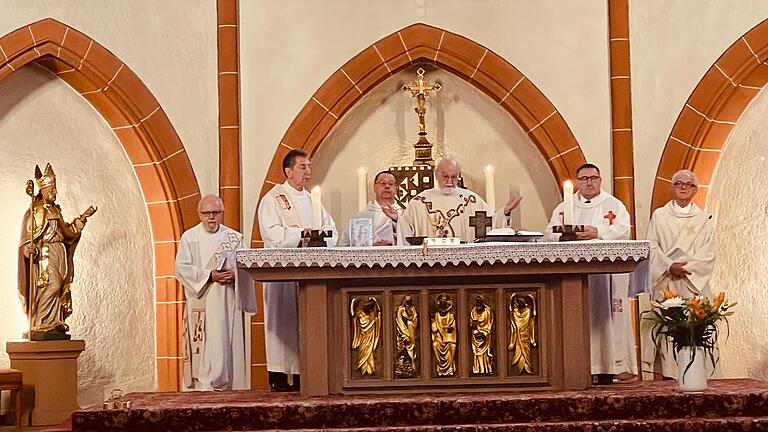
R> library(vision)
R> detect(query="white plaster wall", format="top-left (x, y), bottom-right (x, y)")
top-left (0, 65), bottom-right (155, 408)
top-left (707, 85), bottom-right (768, 379)
top-left (630, 1), bottom-right (768, 237)
top-left (312, 66), bottom-right (559, 234)
top-left (0, 0), bottom-right (219, 197)
top-left (241, 0), bottom-right (611, 241)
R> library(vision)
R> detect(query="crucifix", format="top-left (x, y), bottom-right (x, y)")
top-left (402, 67), bottom-right (442, 134)
top-left (402, 67), bottom-right (442, 166)
top-left (469, 211), bottom-right (493, 239)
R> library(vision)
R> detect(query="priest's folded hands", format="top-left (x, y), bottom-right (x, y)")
top-left (575, 225), bottom-right (598, 240)
top-left (211, 268), bottom-right (235, 284)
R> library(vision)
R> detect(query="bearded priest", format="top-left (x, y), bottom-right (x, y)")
top-left (397, 157), bottom-right (522, 243)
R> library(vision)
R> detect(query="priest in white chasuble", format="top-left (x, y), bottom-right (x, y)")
top-left (175, 195), bottom-right (257, 391)
top-left (642, 169), bottom-right (715, 379)
top-left (338, 170), bottom-right (403, 246)
top-left (398, 157), bottom-right (522, 243)
top-left (258, 149), bottom-right (336, 391)
top-left (543, 163), bottom-right (636, 384)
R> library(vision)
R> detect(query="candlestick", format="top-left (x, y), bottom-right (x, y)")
top-left (484, 165), bottom-right (496, 211)
top-left (563, 180), bottom-right (574, 225)
top-left (311, 186), bottom-right (322, 230)
top-left (357, 167), bottom-right (367, 211)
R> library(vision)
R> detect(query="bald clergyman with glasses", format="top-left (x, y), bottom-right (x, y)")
top-left (641, 169), bottom-right (715, 380)
top-left (338, 170), bottom-right (404, 246)
top-left (543, 163), bottom-right (636, 385)
top-left (175, 195), bottom-right (257, 391)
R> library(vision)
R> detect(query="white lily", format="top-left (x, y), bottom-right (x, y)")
top-left (660, 296), bottom-right (685, 308)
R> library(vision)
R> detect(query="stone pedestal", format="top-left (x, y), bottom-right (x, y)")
top-left (5, 339), bottom-right (85, 426)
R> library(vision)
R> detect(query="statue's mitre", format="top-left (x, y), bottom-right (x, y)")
top-left (34, 163), bottom-right (56, 189)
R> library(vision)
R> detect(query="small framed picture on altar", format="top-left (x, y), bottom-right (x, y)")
top-left (349, 218), bottom-right (373, 247)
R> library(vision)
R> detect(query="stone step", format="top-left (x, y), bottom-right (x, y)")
top-left (261, 417), bottom-right (768, 432)
top-left (71, 379), bottom-right (768, 431)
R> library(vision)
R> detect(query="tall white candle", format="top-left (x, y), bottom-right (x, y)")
top-left (311, 186), bottom-right (322, 230)
top-left (357, 167), bottom-right (367, 211)
top-left (484, 165), bottom-right (496, 211)
top-left (563, 180), bottom-right (574, 225)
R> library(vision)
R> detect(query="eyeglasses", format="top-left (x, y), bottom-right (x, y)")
top-left (200, 210), bottom-right (224, 217)
top-left (374, 181), bottom-right (396, 187)
top-left (438, 174), bottom-right (460, 182)
top-left (576, 176), bottom-right (600, 183)
top-left (673, 181), bottom-right (697, 189)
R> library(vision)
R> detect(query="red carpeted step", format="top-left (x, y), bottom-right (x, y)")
top-left (259, 417), bottom-right (768, 432)
top-left (70, 379), bottom-right (768, 431)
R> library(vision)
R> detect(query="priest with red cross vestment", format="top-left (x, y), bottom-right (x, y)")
top-left (543, 163), bottom-right (636, 384)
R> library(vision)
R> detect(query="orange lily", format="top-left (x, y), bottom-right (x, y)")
top-left (712, 292), bottom-right (725, 310)
top-left (663, 289), bottom-right (679, 300)
top-left (689, 298), bottom-right (701, 309)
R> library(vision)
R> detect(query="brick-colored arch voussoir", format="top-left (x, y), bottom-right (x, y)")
top-left (652, 17), bottom-right (768, 212)
top-left (251, 23), bottom-right (585, 245)
top-left (0, 18), bottom-right (201, 391)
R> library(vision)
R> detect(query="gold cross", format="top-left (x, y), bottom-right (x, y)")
top-left (402, 68), bottom-right (442, 133)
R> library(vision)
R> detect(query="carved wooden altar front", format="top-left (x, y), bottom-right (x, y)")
top-left (239, 241), bottom-right (648, 396)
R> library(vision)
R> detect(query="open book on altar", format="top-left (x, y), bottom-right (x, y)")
top-left (476, 227), bottom-right (543, 242)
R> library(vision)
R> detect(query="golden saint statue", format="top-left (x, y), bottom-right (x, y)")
top-left (430, 294), bottom-right (456, 377)
top-left (350, 296), bottom-right (381, 376)
top-left (509, 293), bottom-right (537, 374)
top-left (470, 295), bottom-right (494, 375)
top-left (18, 163), bottom-right (96, 340)
top-left (394, 295), bottom-right (419, 378)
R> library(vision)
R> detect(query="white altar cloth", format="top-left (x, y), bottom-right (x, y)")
top-left (237, 240), bottom-right (649, 270)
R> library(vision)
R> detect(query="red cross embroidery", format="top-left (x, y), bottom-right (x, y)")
top-left (604, 210), bottom-right (616, 225)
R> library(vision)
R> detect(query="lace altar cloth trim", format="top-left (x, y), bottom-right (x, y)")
top-left (237, 240), bottom-right (649, 269)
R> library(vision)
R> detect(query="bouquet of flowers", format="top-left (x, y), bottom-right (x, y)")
top-left (645, 290), bottom-right (736, 373)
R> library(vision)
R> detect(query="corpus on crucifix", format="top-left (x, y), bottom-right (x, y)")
top-left (389, 68), bottom-right (444, 207)
top-left (402, 67), bottom-right (442, 135)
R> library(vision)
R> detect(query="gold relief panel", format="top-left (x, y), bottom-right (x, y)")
top-left (429, 292), bottom-right (457, 378)
top-left (468, 292), bottom-right (496, 376)
top-left (393, 293), bottom-right (420, 379)
top-left (349, 295), bottom-right (383, 379)
top-left (507, 291), bottom-right (539, 376)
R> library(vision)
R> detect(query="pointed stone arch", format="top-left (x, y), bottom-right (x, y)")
top-left (651, 18), bottom-right (768, 211)
top-left (250, 23), bottom-right (586, 246)
top-left (0, 18), bottom-right (200, 391)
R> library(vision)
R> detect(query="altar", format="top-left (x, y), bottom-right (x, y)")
top-left (238, 241), bottom-right (648, 397)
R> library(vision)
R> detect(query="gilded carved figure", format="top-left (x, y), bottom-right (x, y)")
top-left (18, 163), bottom-right (96, 340)
top-left (350, 296), bottom-right (381, 376)
top-left (509, 293), bottom-right (537, 374)
top-left (470, 295), bottom-right (494, 375)
top-left (430, 294), bottom-right (457, 377)
top-left (395, 295), bottom-right (419, 378)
